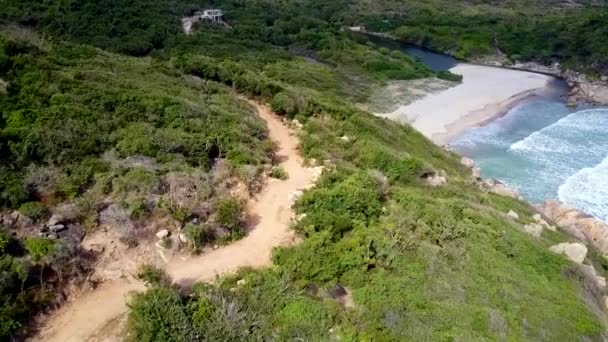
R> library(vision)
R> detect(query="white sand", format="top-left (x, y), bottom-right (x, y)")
top-left (380, 63), bottom-right (553, 145)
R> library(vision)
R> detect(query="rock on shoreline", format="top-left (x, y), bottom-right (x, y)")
top-left (537, 199), bottom-right (608, 254)
top-left (473, 57), bottom-right (608, 106)
top-left (460, 157), bottom-right (608, 254)
top-left (511, 63), bottom-right (608, 105)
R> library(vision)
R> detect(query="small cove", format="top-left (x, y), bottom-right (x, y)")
top-left (371, 35), bottom-right (608, 223)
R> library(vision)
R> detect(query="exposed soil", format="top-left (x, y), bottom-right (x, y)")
top-left (33, 99), bottom-right (321, 342)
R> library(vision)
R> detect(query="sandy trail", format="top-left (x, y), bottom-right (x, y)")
top-left (34, 100), bottom-right (319, 342)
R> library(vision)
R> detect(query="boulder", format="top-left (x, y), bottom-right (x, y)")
top-left (340, 135), bottom-right (350, 142)
top-left (237, 279), bottom-right (246, 286)
top-left (1, 213), bottom-right (16, 225)
top-left (489, 183), bottom-right (520, 199)
top-left (472, 167), bottom-right (481, 179)
top-left (507, 210), bottom-right (519, 220)
top-left (549, 242), bottom-right (588, 264)
top-left (156, 229), bottom-right (170, 239)
top-left (292, 119), bottom-right (303, 130)
top-left (580, 264), bottom-right (606, 289)
top-left (10, 211), bottom-right (20, 222)
top-left (532, 213), bottom-right (554, 230)
top-left (17, 215), bottom-right (34, 227)
top-left (541, 200), bottom-right (608, 254)
top-left (427, 175), bottom-right (447, 187)
top-left (178, 233), bottom-right (189, 243)
top-left (460, 157), bottom-right (475, 168)
top-left (47, 214), bottom-right (64, 226)
top-left (523, 223), bottom-right (543, 238)
top-left (601, 76), bottom-right (608, 82)
top-left (49, 224), bottom-right (66, 232)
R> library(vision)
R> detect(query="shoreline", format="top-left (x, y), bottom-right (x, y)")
top-left (356, 30), bottom-right (608, 106)
top-left (433, 87), bottom-right (547, 145)
top-left (379, 63), bottom-right (554, 145)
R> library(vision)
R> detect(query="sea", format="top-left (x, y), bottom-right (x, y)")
top-left (450, 84), bottom-right (608, 223)
top-left (367, 34), bottom-right (608, 224)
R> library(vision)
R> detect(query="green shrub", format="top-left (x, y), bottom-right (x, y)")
top-left (126, 198), bottom-right (150, 219)
top-left (18, 201), bottom-right (49, 220)
top-left (184, 223), bottom-right (213, 251)
top-left (135, 264), bottom-right (172, 288)
top-left (271, 91), bottom-right (294, 115)
top-left (112, 168), bottom-right (160, 195)
top-left (437, 70), bottom-right (463, 82)
top-left (269, 166), bottom-right (289, 180)
top-left (296, 171), bottom-right (383, 225)
top-left (127, 287), bottom-right (196, 341)
top-left (215, 198), bottom-right (243, 235)
top-left (24, 237), bottom-right (55, 262)
top-left (275, 298), bottom-right (334, 339)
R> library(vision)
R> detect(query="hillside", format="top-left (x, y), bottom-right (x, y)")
top-left (0, 1), bottom-right (607, 341)
top-left (348, 0), bottom-right (608, 75)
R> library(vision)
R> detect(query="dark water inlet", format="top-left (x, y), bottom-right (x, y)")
top-left (363, 34), bottom-right (459, 71)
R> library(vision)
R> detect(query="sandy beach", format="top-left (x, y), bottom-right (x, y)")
top-left (379, 63), bottom-right (554, 144)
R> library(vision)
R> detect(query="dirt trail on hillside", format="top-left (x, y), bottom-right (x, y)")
top-left (34, 100), bottom-right (320, 342)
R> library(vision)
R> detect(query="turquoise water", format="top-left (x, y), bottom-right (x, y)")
top-left (450, 92), bottom-right (608, 223)
top-left (370, 37), bottom-right (608, 223)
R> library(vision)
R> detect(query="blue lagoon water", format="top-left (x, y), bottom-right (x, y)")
top-left (450, 87), bottom-right (608, 222)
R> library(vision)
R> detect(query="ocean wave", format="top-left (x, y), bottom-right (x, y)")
top-left (558, 155), bottom-right (608, 223)
top-left (509, 108), bottom-right (608, 153)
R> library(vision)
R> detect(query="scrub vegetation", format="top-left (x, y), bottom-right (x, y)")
top-left (0, 0), bottom-right (606, 340)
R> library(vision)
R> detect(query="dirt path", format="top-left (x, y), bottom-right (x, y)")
top-left (34, 100), bottom-right (320, 342)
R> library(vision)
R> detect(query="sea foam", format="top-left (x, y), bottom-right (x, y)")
top-left (558, 155), bottom-right (608, 223)
top-left (453, 104), bottom-right (608, 223)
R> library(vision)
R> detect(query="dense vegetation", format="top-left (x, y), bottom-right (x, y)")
top-left (127, 73), bottom-right (606, 339)
top-left (350, 0), bottom-right (608, 75)
top-left (0, 0), bottom-right (606, 340)
top-left (2, 0), bottom-right (608, 74)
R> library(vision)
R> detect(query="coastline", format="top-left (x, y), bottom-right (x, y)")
top-left (378, 63), bottom-right (553, 145)
top-left (432, 87), bottom-right (546, 145)
top-left (357, 30), bottom-right (608, 106)
top-left (362, 29), bottom-right (608, 254)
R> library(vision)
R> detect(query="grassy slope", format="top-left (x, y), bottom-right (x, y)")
top-left (0, 1), bottom-right (605, 340)
top-left (131, 31), bottom-right (605, 342)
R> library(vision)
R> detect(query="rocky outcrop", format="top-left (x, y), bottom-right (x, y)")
top-left (483, 179), bottom-right (521, 199)
top-left (532, 213), bottom-right (556, 232)
top-left (539, 200), bottom-right (608, 254)
top-left (549, 242), bottom-right (588, 264)
top-left (509, 62), bottom-right (608, 105)
top-left (471, 57), bottom-right (608, 105)
top-left (523, 223), bottom-right (543, 238)
top-left (426, 174), bottom-right (447, 187)
top-left (507, 210), bottom-right (519, 219)
top-left (459, 157), bottom-right (520, 199)
top-left (460, 157), bottom-right (475, 168)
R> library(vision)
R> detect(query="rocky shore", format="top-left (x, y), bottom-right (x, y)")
top-left (460, 157), bottom-right (608, 256)
top-left (537, 199), bottom-right (608, 255)
top-left (474, 57), bottom-right (608, 106)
